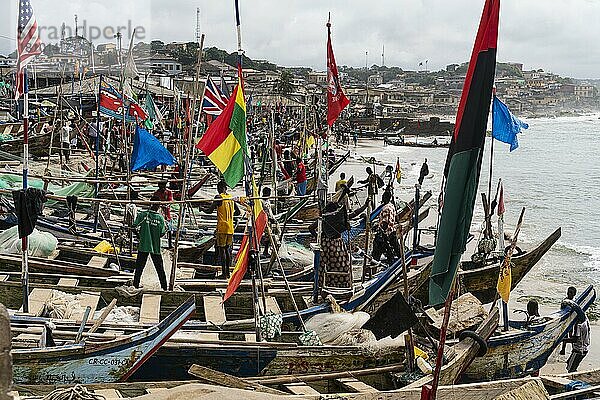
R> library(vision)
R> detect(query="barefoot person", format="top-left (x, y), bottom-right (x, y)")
top-left (564, 311), bottom-right (590, 372)
top-left (133, 196), bottom-right (168, 291)
top-left (204, 180), bottom-right (235, 279)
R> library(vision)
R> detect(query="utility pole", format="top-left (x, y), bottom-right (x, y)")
top-left (365, 50), bottom-right (369, 104)
top-left (74, 14), bottom-right (78, 37)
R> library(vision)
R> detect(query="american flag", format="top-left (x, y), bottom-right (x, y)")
top-left (15, 0), bottom-right (42, 99)
top-left (202, 76), bottom-right (229, 116)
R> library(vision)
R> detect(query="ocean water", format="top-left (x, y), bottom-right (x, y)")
top-left (341, 114), bottom-right (600, 315)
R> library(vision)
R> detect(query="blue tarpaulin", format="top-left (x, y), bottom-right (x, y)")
top-left (492, 95), bottom-right (529, 151)
top-left (131, 126), bottom-right (176, 171)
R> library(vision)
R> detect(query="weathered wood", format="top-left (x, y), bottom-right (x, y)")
top-left (71, 292), bottom-right (100, 320)
top-left (335, 377), bottom-right (378, 393)
top-left (0, 303), bottom-right (12, 400)
top-left (248, 364), bottom-right (404, 385)
top-left (265, 296), bottom-right (281, 314)
top-left (140, 294), bottom-right (161, 324)
top-left (57, 278), bottom-right (78, 287)
top-left (203, 296), bottom-right (226, 324)
top-left (557, 368), bottom-right (600, 385)
top-left (406, 307), bottom-right (500, 389)
top-left (283, 382), bottom-right (320, 395)
top-left (187, 364), bottom-right (285, 395)
top-left (550, 385), bottom-right (600, 399)
top-left (0, 275), bottom-right (8, 282)
top-left (493, 380), bottom-right (549, 400)
top-left (93, 389), bottom-right (122, 399)
top-left (540, 376), bottom-right (575, 391)
top-left (87, 256), bottom-right (108, 269)
top-left (88, 299), bottom-right (118, 334)
top-left (25, 288), bottom-right (52, 315)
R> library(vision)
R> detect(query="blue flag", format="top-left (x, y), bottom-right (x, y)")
top-left (492, 95), bottom-right (528, 151)
top-left (131, 126), bottom-right (176, 171)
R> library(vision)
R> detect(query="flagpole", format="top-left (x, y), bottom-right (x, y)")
top-left (93, 75), bottom-right (103, 232)
top-left (169, 34), bottom-right (205, 291)
top-left (234, 0), bottom-right (264, 340)
top-left (21, 68), bottom-right (29, 313)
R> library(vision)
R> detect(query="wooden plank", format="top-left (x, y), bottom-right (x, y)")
top-left (94, 389), bottom-right (122, 399)
top-left (494, 380), bottom-right (549, 400)
top-left (187, 364), bottom-right (286, 395)
top-left (140, 294), bottom-right (161, 324)
top-left (335, 377), bottom-right (378, 393)
top-left (550, 385), bottom-right (600, 400)
top-left (244, 333), bottom-right (256, 342)
top-left (177, 267), bottom-right (196, 280)
top-left (540, 376), bottom-right (576, 391)
top-left (58, 278), bottom-right (79, 287)
top-left (87, 255), bottom-right (108, 268)
top-left (25, 288), bottom-right (53, 315)
top-left (145, 388), bottom-right (167, 394)
top-left (283, 382), bottom-right (320, 395)
top-left (0, 274), bottom-right (9, 282)
top-left (70, 292), bottom-right (100, 320)
top-left (203, 296), bottom-right (226, 324)
top-left (265, 296), bottom-right (282, 314)
top-left (558, 368), bottom-right (600, 385)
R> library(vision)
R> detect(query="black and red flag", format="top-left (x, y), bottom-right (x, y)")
top-left (429, 0), bottom-right (500, 305)
top-left (326, 18), bottom-right (350, 127)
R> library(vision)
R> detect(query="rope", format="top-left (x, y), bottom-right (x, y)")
top-left (42, 385), bottom-right (105, 400)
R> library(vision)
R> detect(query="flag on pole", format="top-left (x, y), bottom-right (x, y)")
top-left (15, 0), bottom-right (42, 99)
top-left (326, 19), bottom-right (350, 127)
top-left (196, 67), bottom-right (247, 188)
top-left (395, 157), bottom-right (402, 184)
top-left (202, 76), bottom-right (230, 116)
top-left (492, 95), bottom-right (528, 151)
top-left (223, 178), bottom-right (267, 301)
top-left (131, 125), bottom-right (176, 171)
top-left (99, 78), bottom-right (148, 122)
top-left (429, 0), bottom-right (500, 305)
top-left (497, 205), bottom-right (525, 304)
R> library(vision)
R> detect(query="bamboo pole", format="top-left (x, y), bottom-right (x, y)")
top-left (169, 34), bottom-right (205, 291)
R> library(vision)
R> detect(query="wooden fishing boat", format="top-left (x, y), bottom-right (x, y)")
top-left (10, 296), bottom-right (196, 384)
top-left (413, 228), bottom-right (562, 305)
top-left (457, 227), bottom-right (562, 303)
top-left (464, 284), bottom-right (596, 381)
top-left (384, 137), bottom-right (450, 148)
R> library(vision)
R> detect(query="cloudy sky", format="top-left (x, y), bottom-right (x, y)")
top-left (2, 0), bottom-right (600, 78)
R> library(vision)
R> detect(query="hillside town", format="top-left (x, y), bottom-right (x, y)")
top-left (1, 33), bottom-right (600, 128)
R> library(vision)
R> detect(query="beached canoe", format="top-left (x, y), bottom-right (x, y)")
top-left (10, 296), bottom-right (195, 384)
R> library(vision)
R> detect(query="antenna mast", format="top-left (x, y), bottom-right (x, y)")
top-left (196, 8), bottom-right (201, 43)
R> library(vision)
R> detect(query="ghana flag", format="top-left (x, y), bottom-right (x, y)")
top-left (429, 0), bottom-right (500, 306)
top-left (196, 67), bottom-right (247, 188)
top-left (223, 177), bottom-right (267, 302)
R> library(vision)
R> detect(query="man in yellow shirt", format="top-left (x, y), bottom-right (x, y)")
top-left (335, 172), bottom-right (347, 193)
top-left (205, 180), bottom-right (235, 279)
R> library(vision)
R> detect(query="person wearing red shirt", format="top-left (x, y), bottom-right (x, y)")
top-left (295, 156), bottom-right (307, 196)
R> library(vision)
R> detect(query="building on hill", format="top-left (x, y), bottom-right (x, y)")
top-left (150, 55), bottom-right (182, 76)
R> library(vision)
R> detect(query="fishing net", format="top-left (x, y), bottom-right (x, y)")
top-left (304, 311), bottom-right (370, 344)
top-left (0, 226), bottom-right (58, 257)
top-left (258, 312), bottom-right (283, 340)
top-left (39, 290), bottom-right (87, 319)
top-left (298, 330), bottom-right (322, 346)
top-left (93, 306), bottom-right (140, 324)
top-left (278, 240), bottom-right (313, 269)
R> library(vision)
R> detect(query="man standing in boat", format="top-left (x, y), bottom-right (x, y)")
top-left (133, 196), bottom-right (168, 291)
top-left (203, 180), bottom-right (235, 279)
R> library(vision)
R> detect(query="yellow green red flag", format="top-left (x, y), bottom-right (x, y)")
top-left (223, 178), bottom-right (267, 302)
top-left (196, 72), bottom-right (247, 187)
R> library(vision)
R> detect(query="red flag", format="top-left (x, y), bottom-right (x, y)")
top-left (326, 20), bottom-right (350, 127)
top-left (497, 182), bottom-right (505, 216)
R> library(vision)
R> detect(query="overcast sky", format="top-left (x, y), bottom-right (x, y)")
top-left (2, 0), bottom-right (600, 78)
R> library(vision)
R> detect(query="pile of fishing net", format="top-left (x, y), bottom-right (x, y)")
top-left (0, 226), bottom-right (58, 257)
top-left (39, 290), bottom-right (87, 319)
top-left (93, 306), bottom-right (140, 324)
top-left (278, 240), bottom-right (313, 269)
top-left (304, 306), bottom-right (413, 352)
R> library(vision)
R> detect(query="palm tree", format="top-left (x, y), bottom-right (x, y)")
top-left (276, 71), bottom-right (294, 95)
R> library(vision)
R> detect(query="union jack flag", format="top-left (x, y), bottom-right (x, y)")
top-left (202, 76), bottom-right (229, 116)
top-left (15, 0), bottom-right (42, 99)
